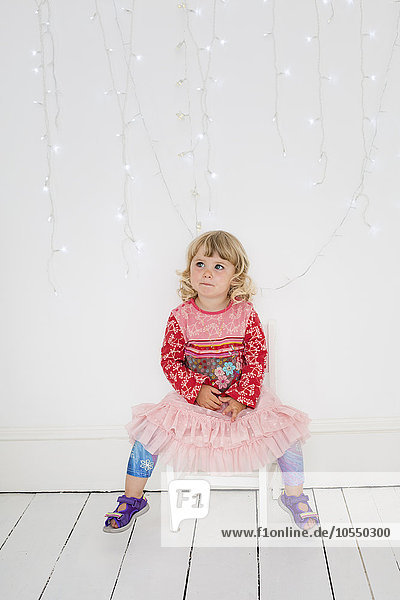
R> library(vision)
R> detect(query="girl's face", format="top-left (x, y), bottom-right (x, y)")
top-left (190, 246), bottom-right (236, 302)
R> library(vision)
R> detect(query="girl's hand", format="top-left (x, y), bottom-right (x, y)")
top-left (221, 397), bottom-right (247, 422)
top-left (195, 384), bottom-right (223, 411)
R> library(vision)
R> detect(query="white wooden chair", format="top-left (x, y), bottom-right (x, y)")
top-left (166, 320), bottom-right (282, 530)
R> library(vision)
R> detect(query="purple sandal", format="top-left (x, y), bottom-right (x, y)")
top-left (103, 494), bottom-right (149, 533)
top-left (278, 492), bottom-right (320, 531)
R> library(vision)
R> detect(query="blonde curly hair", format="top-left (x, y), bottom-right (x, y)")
top-left (176, 230), bottom-right (257, 304)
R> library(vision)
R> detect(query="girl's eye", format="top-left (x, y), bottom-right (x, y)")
top-left (195, 261), bottom-right (224, 270)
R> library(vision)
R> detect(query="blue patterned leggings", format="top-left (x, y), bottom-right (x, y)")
top-left (126, 439), bottom-right (304, 485)
top-left (126, 440), bottom-right (159, 478)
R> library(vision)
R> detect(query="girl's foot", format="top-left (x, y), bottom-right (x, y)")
top-left (278, 492), bottom-right (320, 531)
top-left (103, 494), bottom-right (149, 533)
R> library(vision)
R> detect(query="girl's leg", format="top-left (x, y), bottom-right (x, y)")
top-left (276, 440), bottom-right (317, 529)
top-left (277, 439), bottom-right (305, 493)
top-left (109, 440), bottom-right (158, 528)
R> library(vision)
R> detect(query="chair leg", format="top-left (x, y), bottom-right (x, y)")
top-left (166, 464), bottom-right (177, 532)
top-left (258, 465), bottom-right (268, 527)
top-left (271, 462), bottom-right (282, 499)
top-left (166, 464), bottom-right (175, 486)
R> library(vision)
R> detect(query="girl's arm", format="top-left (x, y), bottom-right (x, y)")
top-left (160, 312), bottom-right (211, 404)
top-left (223, 307), bottom-right (268, 409)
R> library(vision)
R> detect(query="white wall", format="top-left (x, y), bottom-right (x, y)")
top-left (1, 1), bottom-right (399, 490)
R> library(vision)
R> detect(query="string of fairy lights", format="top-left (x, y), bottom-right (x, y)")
top-left (92, 0), bottom-right (193, 279)
top-left (30, 0), bottom-right (400, 294)
top-left (33, 0), bottom-right (64, 296)
top-left (176, 5), bottom-right (202, 233)
top-left (261, 0), bottom-right (400, 292)
top-left (265, 0), bottom-right (287, 157)
top-left (177, 1), bottom-right (221, 229)
top-left (310, 0), bottom-right (329, 187)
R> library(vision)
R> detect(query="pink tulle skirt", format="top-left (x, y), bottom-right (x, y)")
top-left (125, 384), bottom-right (311, 473)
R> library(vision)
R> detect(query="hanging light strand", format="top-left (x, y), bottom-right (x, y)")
top-left (94, 0), bottom-right (141, 279)
top-left (311, 0), bottom-right (328, 186)
top-left (182, 0), bottom-right (219, 218)
top-left (264, 0), bottom-right (289, 157)
top-left (324, 0), bottom-right (335, 25)
top-left (34, 0), bottom-right (64, 296)
top-left (176, 7), bottom-right (201, 233)
top-left (356, 0), bottom-right (400, 231)
top-left (268, 0), bottom-right (287, 157)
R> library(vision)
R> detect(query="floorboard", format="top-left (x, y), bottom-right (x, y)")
top-left (0, 487), bottom-right (399, 600)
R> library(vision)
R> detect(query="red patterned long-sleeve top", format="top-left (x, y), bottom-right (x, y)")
top-left (160, 297), bottom-right (268, 409)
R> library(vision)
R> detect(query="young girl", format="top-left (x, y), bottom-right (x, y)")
top-left (103, 230), bottom-right (319, 533)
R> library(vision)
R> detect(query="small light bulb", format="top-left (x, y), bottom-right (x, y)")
top-left (369, 30), bottom-right (376, 39)
top-left (284, 68), bottom-right (291, 76)
top-left (369, 225), bottom-right (380, 236)
top-left (124, 164), bottom-right (131, 171)
top-left (220, 39), bottom-right (227, 45)
top-left (197, 133), bottom-right (204, 140)
top-left (370, 74), bottom-right (376, 81)
top-left (135, 54), bottom-right (143, 61)
top-left (135, 240), bottom-right (144, 254)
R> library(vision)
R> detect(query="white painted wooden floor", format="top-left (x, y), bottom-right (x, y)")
top-left (1, 487), bottom-right (400, 600)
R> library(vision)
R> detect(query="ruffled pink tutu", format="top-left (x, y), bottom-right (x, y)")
top-left (125, 384), bottom-right (310, 473)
